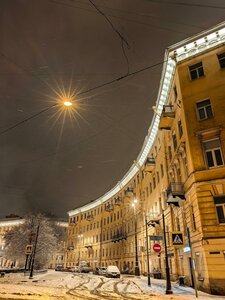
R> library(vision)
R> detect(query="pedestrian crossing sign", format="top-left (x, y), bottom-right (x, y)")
top-left (171, 231), bottom-right (184, 248)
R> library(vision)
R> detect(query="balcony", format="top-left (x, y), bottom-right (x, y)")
top-left (112, 233), bottom-right (127, 243)
top-left (166, 182), bottom-right (185, 206)
top-left (69, 220), bottom-right (76, 226)
top-left (124, 187), bottom-right (133, 197)
top-left (67, 246), bottom-right (74, 251)
top-left (105, 204), bottom-right (114, 212)
top-left (115, 197), bottom-right (122, 206)
top-left (144, 157), bottom-right (156, 173)
top-left (159, 105), bottom-right (175, 130)
top-left (86, 214), bottom-right (94, 221)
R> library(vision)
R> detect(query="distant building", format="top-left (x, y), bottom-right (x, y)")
top-left (0, 215), bottom-right (24, 267)
top-left (66, 21), bottom-right (225, 295)
top-left (0, 215), bottom-right (68, 269)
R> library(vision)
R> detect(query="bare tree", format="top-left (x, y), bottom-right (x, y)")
top-left (4, 213), bottom-right (64, 269)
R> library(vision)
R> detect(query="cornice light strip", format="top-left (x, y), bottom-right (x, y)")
top-left (0, 220), bottom-right (24, 227)
top-left (68, 22), bottom-right (225, 217)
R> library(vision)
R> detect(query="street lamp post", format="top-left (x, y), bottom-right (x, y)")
top-left (132, 200), bottom-right (140, 276)
top-left (145, 217), bottom-right (151, 286)
top-left (77, 234), bottom-right (83, 265)
top-left (29, 224), bottom-right (40, 279)
top-left (162, 210), bottom-right (173, 294)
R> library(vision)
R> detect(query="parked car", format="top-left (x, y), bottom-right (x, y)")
top-left (98, 267), bottom-right (107, 276)
top-left (93, 267), bottom-right (100, 275)
top-left (105, 266), bottom-right (120, 278)
top-left (73, 266), bottom-right (81, 273)
top-left (93, 266), bottom-right (107, 275)
top-left (55, 265), bottom-right (64, 271)
top-left (80, 265), bottom-right (91, 273)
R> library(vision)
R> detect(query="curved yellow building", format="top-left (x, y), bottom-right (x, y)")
top-left (66, 22), bottom-right (225, 295)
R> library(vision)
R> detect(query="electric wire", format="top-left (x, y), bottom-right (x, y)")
top-left (88, 0), bottom-right (130, 75)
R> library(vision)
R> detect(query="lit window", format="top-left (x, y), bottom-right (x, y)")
top-left (196, 99), bottom-right (213, 120)
top-left (214, 196), bottom-right (225, 224)
top-left (217, 52), bottom-right (225, 69)
top-left (189, 62), bottom-right (204, 80)
top-left (203, 139), bottom-right (224, 168)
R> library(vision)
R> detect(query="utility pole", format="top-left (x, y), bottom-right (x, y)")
top-left (29, 224), bottom-right (40, 279)
top-left (145, 217), bottom-right (151, 286)
top-left (186, 227), bottom-right (198, 298)
top-left (162, 210), bottom-right (173, 294)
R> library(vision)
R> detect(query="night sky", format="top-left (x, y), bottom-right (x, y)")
top-left (0, 0), bottom-right (224, 218)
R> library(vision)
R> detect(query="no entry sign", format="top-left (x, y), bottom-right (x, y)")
top-left (153, 243), bottom-right (161, 253)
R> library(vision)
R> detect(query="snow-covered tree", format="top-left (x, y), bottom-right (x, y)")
top-left (4, 213), bottom-right (65, 269)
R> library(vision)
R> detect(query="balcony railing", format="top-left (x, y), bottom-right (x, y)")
top-left (86, 214), bottom-right (94, 221)
top-left (105, 204), bottom-right (114, 212)
top-left (112, 233), bottom-right (127, 243)
top-left (115, 197), bottom-right (122, 206)
top-left (124, 187), bottom-right (133, 197)
top-left (159, 105), bottom-right (175, 130)
top-left (67, 246), bottom-right (74, 251)
top-left (69, 221), bottom-right (76, 226)
top-left (166, 182), bottom-right (185, 205)
top-left (144, 157), bottom-right (156, 173)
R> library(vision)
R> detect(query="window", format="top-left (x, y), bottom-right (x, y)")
top-left (189, 62), bottom-right (204, 80)
top-left (203, 139), bottom-right (224, 168)
top-left (178, 120), bottom-right (183, 138)
top-left (168, 146), bottom-right (172, 161)
top-left (153, 176), bottom-right (156, 189)
top-left (172, 133), bottom-right (177, 150)
top-left (196, 99), bottom-right (213, 120)
top-left (160, 164), bottom-right (164, 178)
top-left (190, 206), bottom-right (196, 231)
top-left (214, 196), bottom-right (225, 224)
top-left (157, 171), bottom-right (160, 183)
top-left (173, 85), bottom-right (178, 100)
top-left (218, 52), bottom-right (225, 69)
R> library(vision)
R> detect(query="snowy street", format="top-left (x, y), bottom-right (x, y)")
top-left (0, 270), bottom-right (225, 300)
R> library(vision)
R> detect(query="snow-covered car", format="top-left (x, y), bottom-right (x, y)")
top-left (73, 266), bottom-right (80, 273)
top-left (55, 265), bottom-right (64, 271)
top-left (98, 267), bottom-right (107, 276)
top-left (80, 265), bottom-right (91, 273)
top-left (105, 266), bottom-right (120, 278)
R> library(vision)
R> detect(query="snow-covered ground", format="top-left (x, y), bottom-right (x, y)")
top-left (0, 270), bottom-right (224, 299)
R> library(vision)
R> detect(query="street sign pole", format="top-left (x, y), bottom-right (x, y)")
top-left (187, 227), bottom-right (198, 298)
top-left (162, 210), bottom-right (173, 294)
top-left (29, 224), bottom-right (40, 279)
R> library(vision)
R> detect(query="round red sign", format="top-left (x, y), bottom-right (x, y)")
top-left (153, 243), bottom-right (161, 253)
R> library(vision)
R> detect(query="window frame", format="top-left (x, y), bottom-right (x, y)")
top-left (196, 98), bottom-right (213, 121)
top-left (214, 196), bottom-right (225, 224)
top-left (189, 61), bottom-right (205, 80)
top-left (217, 52), bottom-right (225, 69)
top-left (203, 138), bottom-right (224, 169)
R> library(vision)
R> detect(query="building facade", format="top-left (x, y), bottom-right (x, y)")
top-left (66, 22), bottom-right (225, 295)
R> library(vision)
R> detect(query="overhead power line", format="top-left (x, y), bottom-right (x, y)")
top-left (0, 52), bottom-right (166, 137)
top-left (88, 0), bottom-right (130, 75)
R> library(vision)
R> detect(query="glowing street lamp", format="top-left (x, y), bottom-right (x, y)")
top-left (63, 100), bottom-right (73, 107)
